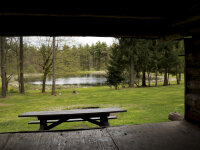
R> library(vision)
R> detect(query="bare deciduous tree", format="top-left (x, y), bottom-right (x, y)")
top-left (51, 37), bottom-right (56, 95)
top-left (19, 36), bottom-right (24, 93)
top-left (37, 37), bottom-right (53, 93)
top-left (1, 37), bottom-right (6, 98)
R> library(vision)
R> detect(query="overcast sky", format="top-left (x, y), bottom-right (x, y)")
top-left (24, 36), bottom-right (115, 47)
top-left (73, 36), bottom-right (115, 46)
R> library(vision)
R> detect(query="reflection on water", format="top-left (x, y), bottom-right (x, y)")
top-left (29, 74), bottom-right (107, 86)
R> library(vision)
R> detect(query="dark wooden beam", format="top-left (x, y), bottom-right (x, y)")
top-left (184, 37), bottom-right (200, 123)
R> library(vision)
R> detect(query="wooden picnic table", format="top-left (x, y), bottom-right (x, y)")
top-left (18, 107), bottom-right (127, 130)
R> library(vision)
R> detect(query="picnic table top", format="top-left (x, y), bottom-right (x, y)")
top-left (18, 107), bottom-right (127, 117)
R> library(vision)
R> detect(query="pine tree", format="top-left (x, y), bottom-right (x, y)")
top-left (118, 38), bottom-right (136, 87)
top-left (106, 44), bottom-right (124, 90)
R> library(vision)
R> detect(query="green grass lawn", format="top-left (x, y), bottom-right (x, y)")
top-left (0, 83), bottom-right (184, 133)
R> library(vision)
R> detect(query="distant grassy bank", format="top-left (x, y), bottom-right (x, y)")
top-left (8, 72), bottom-right (184, 91)
top-left (0, 83), bottom-right (184, 132)
top-left (56, 71), bottom-right (106, 77)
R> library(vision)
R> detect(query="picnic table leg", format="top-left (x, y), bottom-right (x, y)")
top-left (100, 114), bottom-right (109, 127)
top-left (39, 119), bottom-right (47, 130)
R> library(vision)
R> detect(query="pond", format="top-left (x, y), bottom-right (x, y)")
top-left (29, 74), bottom-right (107, 86)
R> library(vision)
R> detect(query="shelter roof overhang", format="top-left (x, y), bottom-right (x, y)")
top-left (1, 1), bottom-right (200, 39)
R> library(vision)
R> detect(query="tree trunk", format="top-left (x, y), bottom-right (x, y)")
top-left (104, 54), bottom-right (108, 68)
top-left (163, 68), bottom-right (168, 86)
top-left (5, 74), bottom-right (12, 92)
top-left (51, 37), bottom-right (56, 95)
top-left (98, 57), bottom-right (101, 71)
top-left (142, 71), bottom-right (146, 87)
top-left (5, 72), bottom-right (8, 92)
top-left (129, 55), bottom-right (134, 87)
top-left (42, 73), bottom-right (47, 93)
top-left (17, 71), bottom-right (20, 92)
top-left (19, 36), bottom-right (24, 93)
top-left (87, 55), bottom-right (90, 71)
top-left (176, 65), bottom-right (180, 85)
top-left (179, 72), bottom-right (181, 81)
top-left (176, 72), bottom-right (181, 85)
top-left (92, 55), bottom-right (95, 69)
top-left (6, 81), bottom-right (8, 92)
top-left (176, 73), bottom-right (180, 85)
top-left (168, 72), bottom-right (170, 85)
top-left (15, 51), bottom-right (20, 92)
top-left (155, 70), bottom-right (158, 87)
top-left (147, 72), bottom-right (151, 87)
top-left (1, 37), bottom-right (6, 98)
top-left (4, 45), bottom-right (10, 92)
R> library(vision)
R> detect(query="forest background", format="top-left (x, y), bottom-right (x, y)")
top-left (1, 37), bottom-right (184, 93)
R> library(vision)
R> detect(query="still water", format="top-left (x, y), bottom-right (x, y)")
top-left (30, 74), bottom-right (107, 86)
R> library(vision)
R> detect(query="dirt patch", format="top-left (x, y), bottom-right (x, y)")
top-left (110, 113), bottom-right (117, 116)
top-left (73, 124), bottom-right (89, 129)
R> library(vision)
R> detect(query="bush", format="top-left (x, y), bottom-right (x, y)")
top-left (9, 88), bottom-right (18, 93)
top-left (25, 65), bottom-right (37, 73)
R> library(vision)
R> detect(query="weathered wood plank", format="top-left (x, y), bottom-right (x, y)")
top-left (1, 122), bottom-right (200, 150)
top-left (29, 116), bottom-right (117, 124)
top-left (19, 107), bottom-right (126, 117)
top-left (62, 129), bottom-right (117, 150)
top-left (107, 121), bottom-right (200, 150)
top-left (0, 134), bottom-right (10, 150)
top-left (0, 128), bottom-right (117, 150)
top-left (185, 37), bottom-right (200, 123)
top-left (1, 132), bottom-right (43, 150)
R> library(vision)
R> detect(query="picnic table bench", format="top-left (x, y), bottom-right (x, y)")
top-left (18, 107), bottom-right (127, 130)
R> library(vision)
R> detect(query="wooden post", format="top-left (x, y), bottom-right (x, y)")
top-left (184, 37), bottom-right (200, 123)
top-left (51, 36), bottom-right (56, 95)
top-left (1, 37), bottom-right (6, 98)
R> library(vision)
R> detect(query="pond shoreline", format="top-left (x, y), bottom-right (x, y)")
top-left (9, 71), bottom-right (107, 89)
top-left (8, 71), bottom-right (179, 90)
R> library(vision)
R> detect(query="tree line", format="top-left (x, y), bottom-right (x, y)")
top-left (0, 37), bottom-right (111, 97)
top-left (1, 37), bottom-right (185, 97)
top-left (106, 38), bottom-right (185, 89)
top-left (59, 41), bottom-right (110, 73)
